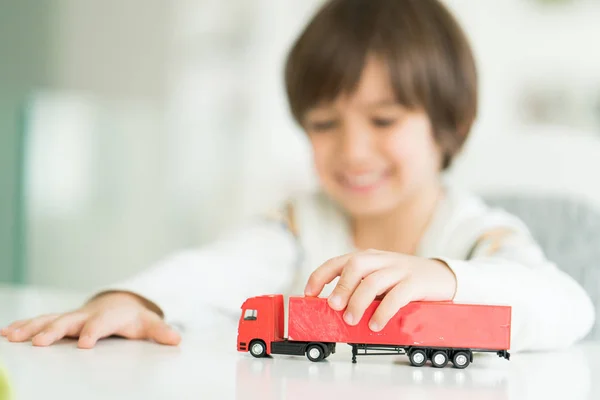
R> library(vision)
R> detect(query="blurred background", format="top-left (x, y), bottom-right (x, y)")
top-left (1, 0), bottom-right (599, 291)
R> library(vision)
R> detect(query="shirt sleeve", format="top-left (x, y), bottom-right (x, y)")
top-left (96, 219), bottom-right (301, 329)
top-left (439, 225), bottom-right (596, 352)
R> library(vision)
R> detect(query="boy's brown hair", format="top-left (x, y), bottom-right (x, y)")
top-left (285, 0), bottom-right (478, 169)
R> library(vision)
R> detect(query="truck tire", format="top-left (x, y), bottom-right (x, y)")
top-left (452, 351), bottom-right (470, 369)
top-left (249, 340), bottom-right (267, 358)
top-left (431, 351), bottom-right (449, 368)
top-left (409, 349), bottom-right (427, 367)
top-left (306, 344), bottom-right (325, 362)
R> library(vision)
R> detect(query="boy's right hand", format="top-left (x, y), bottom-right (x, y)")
top-left (0, 292), bottom-right (181, 349)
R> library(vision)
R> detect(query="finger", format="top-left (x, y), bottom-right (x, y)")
top-left (369, 280), bottom-right (414, 332)
top-left (32, 312), bottom-right (88, 347)
top-left (146, 317), bottom-right (181, 346)
top-left (304, 250), bottom-right (385, 297)
top-left (6, 315), bottom-right (59, 342)
top-left (344, 267), bottom-right (408, 326)
top-left (77, 313), bottom-right (119, 349)
top-left (1, 319), bottom-right (30, 336)
top-left (304, 253), bottom-right (355, 297)
top-left (326, 258), bottom-right (363, 311)
top-left (328, 252), bottom-right (394, 311)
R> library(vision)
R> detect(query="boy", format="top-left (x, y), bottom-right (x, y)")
top-left (2, 0), bottom-right (594, 351)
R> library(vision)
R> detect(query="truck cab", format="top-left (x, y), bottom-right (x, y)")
top-left (237, 295), bottom-right (284, 356)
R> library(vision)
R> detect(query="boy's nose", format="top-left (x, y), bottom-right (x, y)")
top-left (339, 130), bottom-right (373, 163)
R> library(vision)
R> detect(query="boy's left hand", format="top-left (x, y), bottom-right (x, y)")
top-left (304, 249), bottom-right (457, 332)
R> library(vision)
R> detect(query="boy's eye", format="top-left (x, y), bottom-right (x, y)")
top-left (308, 120), bottom-right (338, 132)
top-left (372, 118), bottom-right (396, 128)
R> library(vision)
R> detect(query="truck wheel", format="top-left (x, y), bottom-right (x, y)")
top-left (409, 349), bottom-right (427, 367)
top-left (431, 351), bottom-right (449, 368)
top-left (452, 351), bottom-right (470, 369)
top-left (249, 340), bottom-right (267, 358)
top-left (306, 344), bottom-right (325, 362)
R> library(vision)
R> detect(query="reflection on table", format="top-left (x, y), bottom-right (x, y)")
top-left (235, 342), bottom-right (594, 400)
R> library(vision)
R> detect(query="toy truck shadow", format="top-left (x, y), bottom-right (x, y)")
top-left (235, 355), bottom-right (510, 400)
top-left (235, 345), bottom-right (595, 400)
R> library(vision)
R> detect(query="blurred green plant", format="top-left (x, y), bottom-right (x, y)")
top-left (0, 363), bottom-right (11, 400)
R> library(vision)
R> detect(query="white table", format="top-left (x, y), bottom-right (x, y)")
top-left (1, 285), bottom-right (598, 400)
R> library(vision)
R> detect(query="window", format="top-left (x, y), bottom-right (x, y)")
top-left (244, 309), bottom-right (257, 321)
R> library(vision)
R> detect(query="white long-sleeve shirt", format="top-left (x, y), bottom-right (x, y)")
top-left (106, 187), bottom-right (595, 352)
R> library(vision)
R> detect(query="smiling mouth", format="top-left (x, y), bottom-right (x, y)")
top-left (338, 170), bottom-right (392, 193)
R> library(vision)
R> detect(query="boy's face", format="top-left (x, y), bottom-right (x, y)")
top-left (303, 56), bottom-right (443, 217)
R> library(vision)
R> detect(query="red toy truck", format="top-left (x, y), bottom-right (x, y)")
top-left (237, 295), bottom-right (511, 369)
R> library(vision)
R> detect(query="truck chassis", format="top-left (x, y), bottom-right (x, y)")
top-left (244, 338), bottom-right (509, 369)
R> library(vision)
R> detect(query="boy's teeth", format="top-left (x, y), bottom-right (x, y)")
top-left (345, 172), bottom-right (383, 186)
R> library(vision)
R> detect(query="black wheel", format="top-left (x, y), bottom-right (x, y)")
top-left (306, 344), bottom-right (325, 362)
top-left (249, 340), bottom-right (267, 358)
top-left (409, 349), bottom-right (427, 367)
top-left (452, 351), bottom-right (470, 369)
top-left (431, 350), bottom-right (449, 368)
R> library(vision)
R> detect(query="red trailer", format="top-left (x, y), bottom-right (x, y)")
top-left (237, 295), bottom-right (511, 369)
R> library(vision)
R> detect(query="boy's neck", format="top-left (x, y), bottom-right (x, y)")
top-left (351, 182), bottom-right (444, 255)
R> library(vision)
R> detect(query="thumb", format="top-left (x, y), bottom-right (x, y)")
top-left (146, 316), bottom-right (181, 346)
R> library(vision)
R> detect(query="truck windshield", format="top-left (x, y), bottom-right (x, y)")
top-left (243, 309), bottom-right (257, 321)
